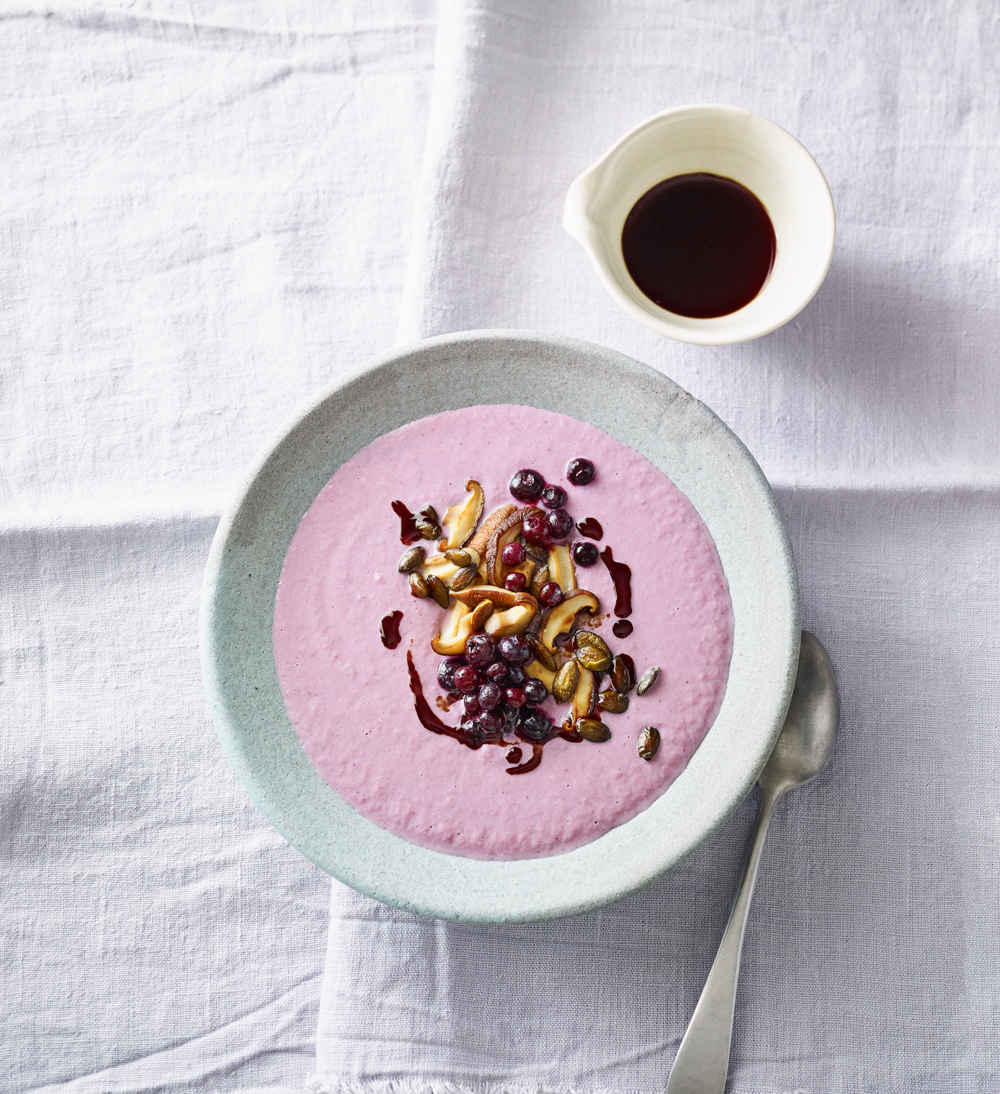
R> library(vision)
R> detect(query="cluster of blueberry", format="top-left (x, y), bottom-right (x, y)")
top-left (437, 632), bottom-right (552, 748)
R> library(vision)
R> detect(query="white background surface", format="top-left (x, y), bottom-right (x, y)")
top-left (4, 1), bottom-right (1000, 1092)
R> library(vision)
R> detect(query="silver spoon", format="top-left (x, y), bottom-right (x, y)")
top-left (666, 630), bottom-right (839, 1094)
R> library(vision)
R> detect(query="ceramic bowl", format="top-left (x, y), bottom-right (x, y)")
top-left (200, 331), bottom-right (799, 922)
top-left (563, 104), bottom-right (836, 345)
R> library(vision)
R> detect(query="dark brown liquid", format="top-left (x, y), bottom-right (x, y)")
top-left (600, 546), bottom-right (632, 618)
top-left (576, 517), bottom-right (603, 540)
top-left (391, 500), bottom-right (421, 545)
top-left (406, 650), bottom-right (475, 747)
top-left (506, 742), bottom-right (543, 775)
top-left (621, 173), bottom-right (775, 318)
top-left (612, 619), bottom-right (633, 639)
top-left (379, 610), bottom-right (404, 649)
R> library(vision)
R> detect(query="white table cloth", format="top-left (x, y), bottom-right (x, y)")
top-left (4, 1), bottom-right (1000, 1092)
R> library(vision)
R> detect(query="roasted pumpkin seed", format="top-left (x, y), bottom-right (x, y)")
top-left (425, 573), bottom-right (450, 609)
top-left (469, 600), bottom-right (494, 630)
top-left (529, 564), bottom-right (550, 599)
top-left (524, 541), bottom-right (549, 563)
top-left (444, 549), bottom-right (472, 566)
top-left (408, 572), bottom-right (429, 599)
top-left (636, 666), bottom-right (660, 696)
top-left (598, 688), bottom-right (629, 714)
top-left (449, 565), bottom-right (479, 591)
top-left (638, 726), bottom-right (661, 760)
top-left (578, 718), bottom-right (611, 743)
top-left (528, 634), bottom-right (558, 672)
top-left (551, 659), bottom-right (580, 703)
top-left (397, 546), bottom-right (426, 573)
top-left (610, 654), bottom-right (635, 695)
top-left (573, 630), bottom-right (612, 672)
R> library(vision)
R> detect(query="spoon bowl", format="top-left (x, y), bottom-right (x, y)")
top-left (759, 630), bottom-right (839, 796)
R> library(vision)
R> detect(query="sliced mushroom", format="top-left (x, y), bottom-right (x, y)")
top-left (431, 601), bottom-right (476, 655)
top-left (439, 480), bottom-right (485, 550)
top-left (451, 585), bottom-right (538, 615)
top-left (484, 603), bottom-right (535, 637)
top-left (524, 659), bottom-right (557, 690)
top-left (485, 506), bottom-right (544, 586)
top-left (547, 544), bottom-right (577, 593)
top-left (468, 503), bottom-right (517, 556)
top-left (571, 667), bottom-right (597, 721)
top-left (540, 590), bottom-right (600, 651)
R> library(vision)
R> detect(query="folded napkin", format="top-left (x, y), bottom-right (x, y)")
top-left (312, 1), bottom-right (1000, 1092)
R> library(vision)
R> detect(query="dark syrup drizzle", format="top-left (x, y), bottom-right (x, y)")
top-left (391, 500), bottom-right (421, 545)
top-left (379, 610), bottom-right (404, 649)
top-left (406, 650), bottom-right (477, 748)
top-left (506, 742), bottom-right (543, 775)
top-left (612, 619), bottom-right (634, 639)
top-left (600, 546), bottom-right (632, 617)
top-left (576, 517), bottom-right (603, 540)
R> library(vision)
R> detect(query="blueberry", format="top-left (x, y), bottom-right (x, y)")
top-left (463, 693), bottom-right (482, 717)
top-left (517, 706), bottom-right (553, 742)
top-left (464, 633), bottom-right (496, 668)
top-left (509, 468), bottom-right (545, 502)
top-left (501, 541), bottom-right (526, 567)
top-left (572, 541), bottom-right (600, 567)
top-left (453, 665), bottom-right (481, 693)
top-left (566, 458), bottom-right (595, 486)
top-left (538, 581), bottom-right (563, 608)
top-left (504, 687), bottom-right (527, 708)
top-left (485, 660), bottom-right (508, 683)
top-left (505, 664), bottom-right (528, 688)
top-left (521, 511), bottom-right (549, 544)
top-left (504, 571), bottom-right (527, 592)
top-left (540, 484), bottom-right (567, 510)
top-left (498, 634), bottom-right (532, 664)
top-left (477, 711), bottom-right (505, 738)
top-left (523, 678), bottom-right (548, 704)
top-left (437, 656), bottom-right (465, 690)
top-left (546, 508), bottom-right (574, 540)
top-left (478, 682), bottom-right (502, 711)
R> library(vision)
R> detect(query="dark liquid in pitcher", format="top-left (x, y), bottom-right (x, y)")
top-left (621, 173), bottom-right (775, 319)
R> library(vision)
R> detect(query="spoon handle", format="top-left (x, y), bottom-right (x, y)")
top-left (665, 785), bottom-right (782, 1094)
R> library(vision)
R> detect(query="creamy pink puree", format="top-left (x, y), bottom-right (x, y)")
top-left (273, 405), bottom-right (732, 860)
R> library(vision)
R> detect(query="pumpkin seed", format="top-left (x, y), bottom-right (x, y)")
top-left (530, 564), bottom-right (550, 599)
top-left (578, 718), bottom-right (611, 743)
top-left (573, 630), bottom-right (612, 672)
top-left (638, 726), bottom-right (661, 760)
top-left (524, 541), bottom-right (548, 563)
top-left (448, 565), bottom-right (479, 591)
top-left (599, 688), bottom-right (629, 714)
top-left (397, 546), bottom-right (426, 573)
top-left (636, 666), bottom-right (660, 696)
top-left (415, 517), bottom-right (440, 541)
top-left (444, 549), bottom-right (472, 566)
top-left (425, 574), bottom-right (450, 609)
top-left (528, 634), bottom-right (558, 672)
top-left (408, 572), bottom-right (429, 599)
top-left (551, 660), bottom-right (580, 703)
top-left (610, 654), bottom-right (635, 695)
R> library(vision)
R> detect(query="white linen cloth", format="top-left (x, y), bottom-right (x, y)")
top-left (1, 3), bottom-right (435, 1091)
top-left (313, 1), bottom-right (1000, 1093)
top-left (5, 1), bottom-right (1000, 1092)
